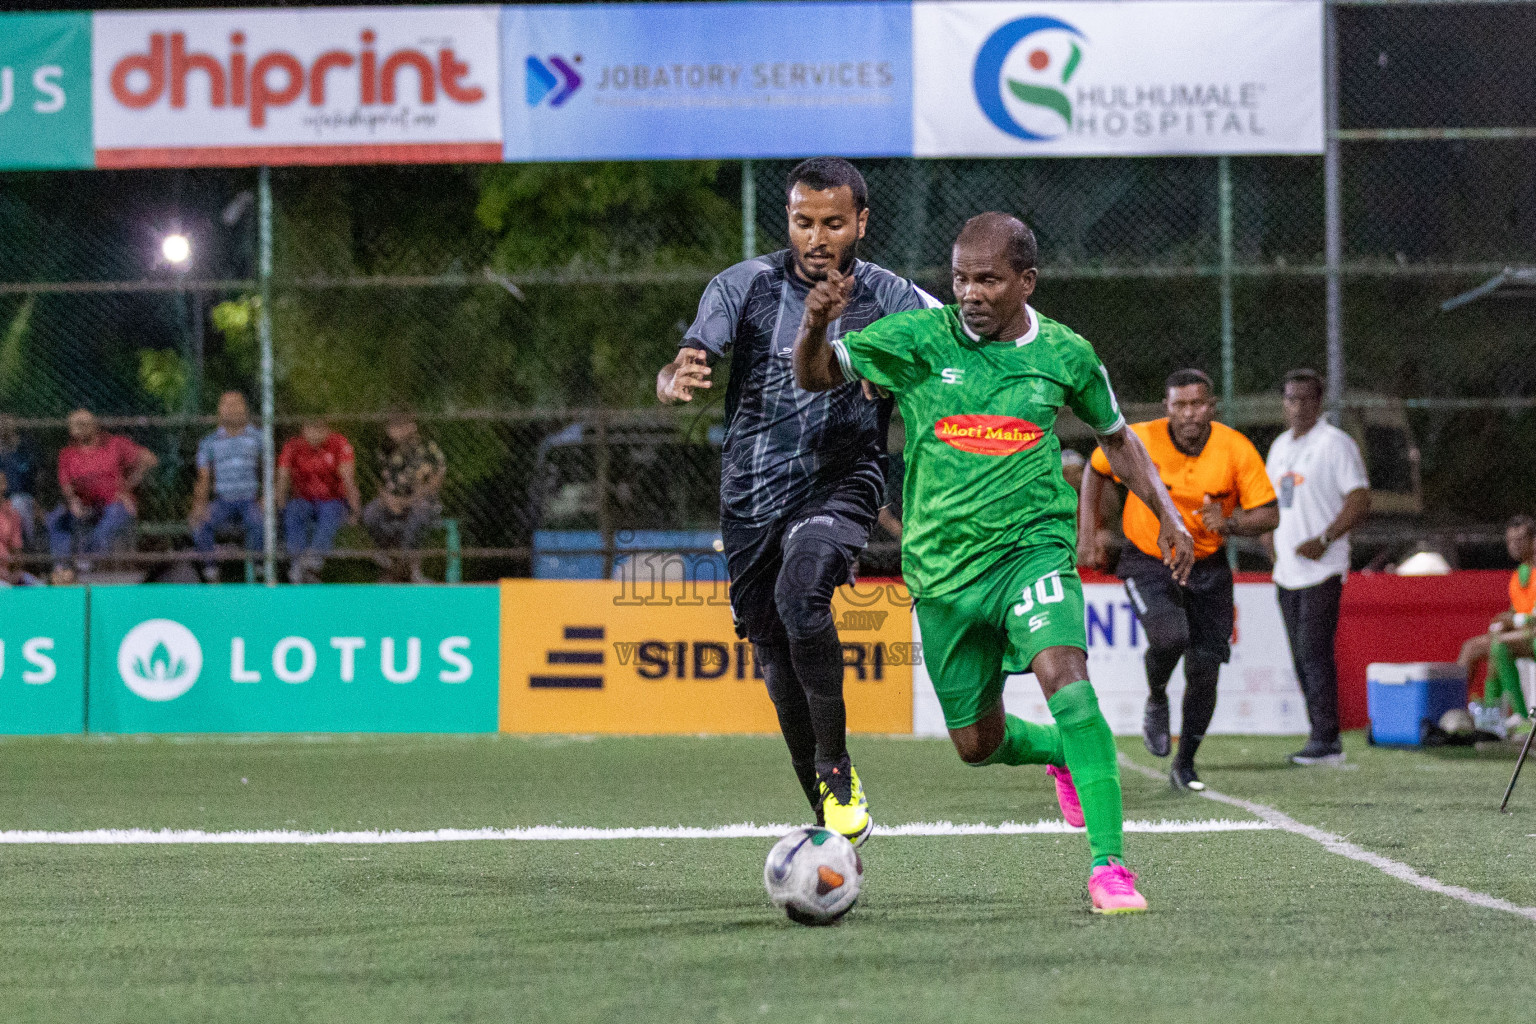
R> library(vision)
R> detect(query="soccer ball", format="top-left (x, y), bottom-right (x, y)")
top-left (1440, 707), bottom-right (1475, 736)
top-left (762, 826), bottom-right (863, 926)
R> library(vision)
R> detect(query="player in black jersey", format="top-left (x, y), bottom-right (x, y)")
top-left (656, 158), bottom-right (934, 844)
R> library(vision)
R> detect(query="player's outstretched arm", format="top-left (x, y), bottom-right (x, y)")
top-left (793, 270), bottom-right (854, 393)
top-left (1077, 464), bottom-right (1112, 569)
top-left (657, 347), bottom-right (712, 405)
top-left (1098, 425), bottom-right (1195, 583)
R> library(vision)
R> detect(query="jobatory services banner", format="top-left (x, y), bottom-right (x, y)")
top-left (499, 579), bottom-right (914, 734)
top-left (0, 588), bottom-right (86, 735)
top-left (500, 1), bottom-right (914, 160)
top-left (0, 13), bottom-right (94, 170)
top-left (912, 0), bottom-right (1324, 157)
top-left (913, 582), bottom-right (1310, 737)
top-left (88, 585), bottom-right (500, 733)
top-left (91, 6), bottom-right (504, 168)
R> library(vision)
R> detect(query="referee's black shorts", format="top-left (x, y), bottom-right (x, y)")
top-left (1117, 545), bottom-right (1235, 662)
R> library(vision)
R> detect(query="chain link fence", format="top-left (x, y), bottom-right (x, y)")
top-left (1, 0), bottom-right (1534, 580)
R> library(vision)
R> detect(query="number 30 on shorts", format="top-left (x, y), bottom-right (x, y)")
top-left (1012, 571), bottom-right (1065, 616)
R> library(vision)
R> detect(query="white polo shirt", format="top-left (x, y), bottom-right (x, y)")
top-left (1266, 420), bottom-right (1369, 590)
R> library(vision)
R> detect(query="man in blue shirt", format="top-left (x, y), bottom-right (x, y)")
top-left (190, 391), bottom-right (263, 582)
top-left (0, 414), bottom-right (40, 547)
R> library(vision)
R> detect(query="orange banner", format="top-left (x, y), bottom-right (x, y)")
top-left (499, 579), bottom-right (913, 734)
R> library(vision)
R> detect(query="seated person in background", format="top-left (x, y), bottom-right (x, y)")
top-left (277, 417), bottom-right (361, 585)
top-left (0, 414), bottom-right (40, 547)
top-left (363, 412), bottom-right (446, 584)
top-left (1458, 514), bottom-right (1534, 735)
top-left (0, 470), bottom-right (39, 585)
top-left (190, 392), bottom-right (263, 583)
top-left (47, 409), bottom-right (158, 584)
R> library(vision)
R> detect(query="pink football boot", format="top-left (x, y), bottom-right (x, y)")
top-left (1046, 765), bottom-right (1085, 828)
top-left (1089, 862), bottom-right (1149, 915)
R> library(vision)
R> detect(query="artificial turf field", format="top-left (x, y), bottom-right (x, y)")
top-left (1, 732), bottom-right (1534, 1023)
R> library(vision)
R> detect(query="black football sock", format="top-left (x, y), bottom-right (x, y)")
top-left (788, 624), bottom-right (850, 769)
top-left (755, 639), bottom-right (820, 810)
top-left (1144, 645), bottom-right (1182, 705)
top-left (1175, 649), bottom-right (1223, 768)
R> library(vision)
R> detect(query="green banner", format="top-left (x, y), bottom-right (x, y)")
top-left (0, 13), bottom-right (92, 170)
top-left (89, 585), bottom-right (499, 733)
top-left (0, 588), bottom-right (86, 734)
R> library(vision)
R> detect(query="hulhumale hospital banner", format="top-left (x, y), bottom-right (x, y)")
top-left (0, 2), bottom-right (1322, 170)
top-left (913, 0), bottom-right (1324, 157)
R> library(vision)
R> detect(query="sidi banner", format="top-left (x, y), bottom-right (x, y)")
top-left (88, 584), bottom-right (500, 733)
top-left (499, 578), bottom-right (914, 734)
top-left (914, 582), bottom-right (1310, 737)
top-left (0, 13), bottom-right (93, 170)
top-left (912, 0), bottom-right (1324, 157)
top-left (0, 588), bottom-right (86, 735)
top-left (91, 6), bottom-right (503, 168)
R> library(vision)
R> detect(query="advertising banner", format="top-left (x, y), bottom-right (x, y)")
top-left (914, 582), bottom-right (1309, 736)
top-left (91, 6), bottom-right (503, 168)
top-left (499, 578), bottom-right (914, 733)
top-left (0, 13), bottom-right (93, 170)
top-left (501, 2), bottom-right (913, 161)
top-left (913, 0), bottom-right (1324, 157)
top-left (0, 588), bottom-right (86, 734)
top-left (88, 585), bottom-right (500, 733)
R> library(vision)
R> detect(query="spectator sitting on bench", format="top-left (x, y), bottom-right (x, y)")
top-left (190, 391), bottom-right (264, 583)
top-left (363, 411), bottom-right (446, 583)
top-left (277, 416), bottom-right (361, 585)
top-left (0, 414), bottom-right (41, 549)
top-left (1458, 514), bottom-right (1535, 736)
top-left (0, 470), bottom-right (39, 586)
top-left (47, 409), bottom-right (158, 585)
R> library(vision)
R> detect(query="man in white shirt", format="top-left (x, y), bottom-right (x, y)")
top-left (1265, 369), bottom-right (1371, 766)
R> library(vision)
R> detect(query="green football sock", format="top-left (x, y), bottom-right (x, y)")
top-left (1047, 679), bottom-right (1124, 868)
top-left (1489, 642), bottom-right (1529, 718)
top-left (976, 714), bottom-right (1065, 767)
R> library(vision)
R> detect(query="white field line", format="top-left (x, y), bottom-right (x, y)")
top-left (0, 818), bottom-right (1273, 845)
top-left (1119, 753), bottom-right (1536, 924)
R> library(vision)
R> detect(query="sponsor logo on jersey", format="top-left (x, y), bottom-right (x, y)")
top-left (941, 368), bottom-right (964, 384)
top-left (934, 414), bottom-right (1044, 456)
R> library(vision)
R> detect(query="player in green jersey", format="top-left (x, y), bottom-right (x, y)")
top-left (793, 212), bottom-right (1195, 914)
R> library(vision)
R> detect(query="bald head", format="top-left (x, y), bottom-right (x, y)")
top-left (955, 212), bottom-right (1038, 273)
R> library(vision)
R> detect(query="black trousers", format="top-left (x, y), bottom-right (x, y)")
top-left (1276, 576), bottom-right (1344, 745)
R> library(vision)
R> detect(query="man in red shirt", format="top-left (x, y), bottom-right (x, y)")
top-left (47, 409), bottom-right (158, 582)
top-left (277, 416), bottom-right (362, 584)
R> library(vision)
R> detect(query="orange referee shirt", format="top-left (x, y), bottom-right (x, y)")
top-left (1090, 419), bottom-right (1277, 560)
top-left (1509, 564), bottom-right (1536, 616)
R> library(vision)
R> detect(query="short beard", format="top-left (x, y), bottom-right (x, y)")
top-left (791, 239), bottom-right (859, 282)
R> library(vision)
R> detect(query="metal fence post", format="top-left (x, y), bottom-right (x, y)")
top-left (741, 159), bottom-right (757, 262)
top-left (1323, 0), bottom-right (1344, 420)
top-left (1218, 155), bottom-right (1234, 405)
top-left (257, 166), bottom-right (276, 586)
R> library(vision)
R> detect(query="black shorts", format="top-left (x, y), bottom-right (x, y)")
top-left (721, 492), bottom-right (874, 643)
top-left (1117, 545), bottom-right (1235, 662)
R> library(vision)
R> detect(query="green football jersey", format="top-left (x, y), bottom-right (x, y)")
top-left (832, 304), bottom-right (1125, 598)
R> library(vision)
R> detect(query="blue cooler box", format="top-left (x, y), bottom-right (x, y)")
top-left (1366, 662), bottom-right (1468, 745)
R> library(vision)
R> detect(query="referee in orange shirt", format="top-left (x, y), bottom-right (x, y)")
top-left (1081, 369), bottom-right (1279, 790)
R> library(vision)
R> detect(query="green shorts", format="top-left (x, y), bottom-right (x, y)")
top-left (915, 542), bottom-right (1087, 730)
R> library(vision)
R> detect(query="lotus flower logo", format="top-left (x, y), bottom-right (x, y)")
top-left (134, 641), bottom-right (187, 684)
top-left (118, 619), bottom-right (202, 701)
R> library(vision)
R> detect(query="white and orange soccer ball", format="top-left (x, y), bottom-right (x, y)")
top-left (763, 826), bottom-right (863, 926)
